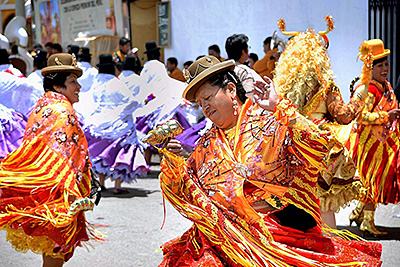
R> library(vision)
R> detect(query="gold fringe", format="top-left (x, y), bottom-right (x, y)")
top-left (317, 181), bottom-right (362, 212)
top-left (358, 41), bottom-right (373, 86)
top-left (1, 226), bottom-right (64, 259)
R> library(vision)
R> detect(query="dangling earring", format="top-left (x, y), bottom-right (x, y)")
top-left (233, 99), bottom-right (238, 116)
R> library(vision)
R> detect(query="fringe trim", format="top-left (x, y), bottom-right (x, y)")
top-left (317, 181), bottom-right (362, 212)
top-left (1, 226), bottom-right (64, 259)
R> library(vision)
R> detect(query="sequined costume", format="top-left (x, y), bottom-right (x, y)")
top-left (0, 92), bottom-right (97, 261)
top-left (158, 99), bottom-right (382, 266)
top-left (273, 29), bottom-right (365, 213)
top-left (347, 80), bottom-right (400, 204)
top-left (298, 82), bottom-right (365, 212)
top-left (76, 73), bottom-right (149, 183)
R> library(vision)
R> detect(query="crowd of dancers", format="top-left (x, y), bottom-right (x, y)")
top-left (0, 15), bottom-right (399, 266)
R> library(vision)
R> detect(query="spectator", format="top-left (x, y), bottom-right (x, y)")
top-left (208, 44), bottom-right (226, 61)
top-left (44, 42), bottom-right (54, 57)
top-left (183, 60), bottom-right (193, 70)
top-left (53, 43), bottom-right (62, 53)
top-left (225, 34), bottom-right (268, 100)
top-left (144, 41), bottom-right (161, 62)
top-left (67, 44), bottom-right (80, 58)
top-left (30, 43), bottom-right (44, 57)
top-left (27, 49), bottom-right (47, 85)
top-left (166, 57), bottom-right (185, 82)
top-left (247, 52), bottom-right (258, 69)
top-left (253, 36), bottom-right (280, 79)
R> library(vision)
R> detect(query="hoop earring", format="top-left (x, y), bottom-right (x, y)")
top-left (233, 99), bottom-right (238, 116)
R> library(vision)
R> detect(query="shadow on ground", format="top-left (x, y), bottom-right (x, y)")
top-left (338, 225), bottom-right (400, 241)
top-left (141, 170), bottom-right (161, 179)
top-left (100, 187), bottom-right (160, 199)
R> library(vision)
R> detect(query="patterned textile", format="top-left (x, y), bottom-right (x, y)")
top-left (158, 98), bottom-right (382, 266)
top-left (300, 82), bottom-right (364, 212)
top-left (346, 80), bottom-right (400, 204)
top-left (0, 92), bottom-right (97, 261)
top-left (0, 104), bottom-right (27, 158)
top-left (0, 71), bottom-right (43, 115)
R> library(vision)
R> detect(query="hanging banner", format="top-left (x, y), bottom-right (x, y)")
top-left (59, 0), bottom-right (115, 46)
top-left (35, 0), bottom-right (118, 48)
top-left (39, 0), bottom-right (62, 44)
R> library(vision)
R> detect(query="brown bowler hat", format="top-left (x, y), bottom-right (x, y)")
top-left (182, 56), bottom-right (235, 103)
top-left (41, 53), bottom-right (82, 77)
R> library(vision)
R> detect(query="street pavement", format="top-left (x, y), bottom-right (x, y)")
top-left (1, 161), bottom-right (400, 266)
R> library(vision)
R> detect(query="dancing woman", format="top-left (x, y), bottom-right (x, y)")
top-left (155, 56), bottom-right (382, 266)
top-left (0, 53), bottom-right (99, 266)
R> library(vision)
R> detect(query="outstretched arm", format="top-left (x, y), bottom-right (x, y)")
top-left (252, 76), bottom-right (279, 111)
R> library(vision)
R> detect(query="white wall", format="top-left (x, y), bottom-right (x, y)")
top-left (164, 0), bottom-right (368, 102)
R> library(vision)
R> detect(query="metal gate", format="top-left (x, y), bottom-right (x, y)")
top-left (369, 0), bottom-right (399, 86)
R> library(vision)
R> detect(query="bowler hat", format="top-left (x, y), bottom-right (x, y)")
top-left (144, 41), bottom-right (160, 54)
top-left (35, 49), bottom-right (47, 59)
top-left (68, 45), bottom-right (80, 56)
top-left (364, 39), bottom-right (390, 61)
top-left (41, 53), bottom-right (82, 77)
top-left (123, 55), bottom-right (138, 71)
top-left (78, 47), bottom-right (92, 62)
top-left (182, 56), bottom-right (235, 103)
top-left (96, 53), bottom-right (115, 67)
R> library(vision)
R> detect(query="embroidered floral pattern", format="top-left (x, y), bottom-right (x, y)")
top-left (55, 132), bottom-right (68, 143)
top-left (32, 122), bottom-right (40, 132)
top-left (68, 114), bottom-right (76, 126)
top-left (72, 133), bottom-right (79, 144)
top-left (42, 108), bottom-right (53, 118)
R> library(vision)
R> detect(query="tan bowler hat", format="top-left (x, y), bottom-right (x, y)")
top-left (42, 53), bottom-right (82, 77)
top-left (365, 39), bottom-right (390, 61)
top-left (182, 56), bottom-right (235, 102)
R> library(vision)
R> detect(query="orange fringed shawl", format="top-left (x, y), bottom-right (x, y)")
top-left (0, 92), bottom-right (94, 261)
top-left (158, 99), bottom-right (382, 267)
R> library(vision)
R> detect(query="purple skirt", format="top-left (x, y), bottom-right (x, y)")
top-left (85, 131), bottom-right (149, 183)
top-left (0, 110), bottom-right (27, 158)
top-left (175, 119), bottom-right (208, 152)
top-left (136, 109), bottom-right (192, 134)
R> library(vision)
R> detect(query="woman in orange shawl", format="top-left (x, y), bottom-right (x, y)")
top-left (153, 56), bottom-right (382, 266)
top-left (347, 39), bottom-right (400, 237)
top-left (0, 53), bottom-right (99, 266)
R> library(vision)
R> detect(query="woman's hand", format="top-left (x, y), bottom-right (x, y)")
top-left (165, 139), bottom-right (184, 155)
top-left (388, 109), bottom-right (400, 122)
top-left (252, 76), bottom-right (278, 111)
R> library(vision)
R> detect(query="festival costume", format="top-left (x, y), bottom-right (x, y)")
top-left (134, 61), bottom-right (197, 148)
top-left (297, 82), bottom-right (365, 212)
top-left (169, 67), bottom-right (186, 82)
top-left (253, 47), bottom-right (279, 79)
top-left (158, 98), bottom-right (382, 266)
top-left (344, 39), bottom-right (398, 236)
top-left (346, 80), bottom-right (400, 204)
top-left (0, 91), bottom-right (96, 261)
top-left (0, 69), bottom-right (42, 115)
top-left (77, 61), bottom-right (98, 93)
top-left (119, 70), bottom-right (142, 97)
top-left (26, 69), bottom-right (44, 85)
top-left (0, 63), bottom-right (24, 77)
top-left (76, 73), bottom-right (149, 183)
top-left (114, 50), bottom-right (127, 62)
top-left (0, 104), bottom-right (27, 158)
top-left (272, 20), bottom-right (368, 213)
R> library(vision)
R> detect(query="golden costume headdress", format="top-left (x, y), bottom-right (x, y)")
top-left (273, 16), bottom-right (334, 110)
